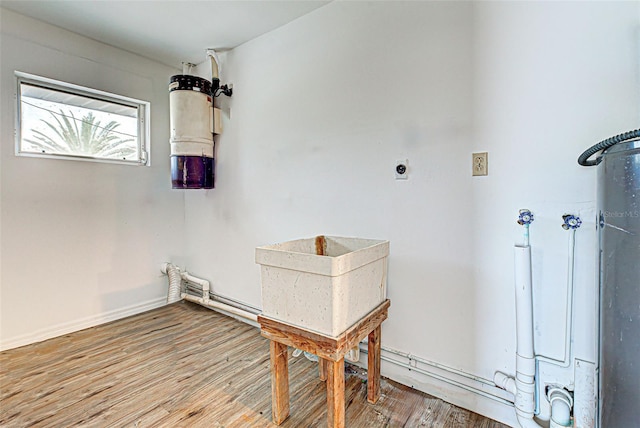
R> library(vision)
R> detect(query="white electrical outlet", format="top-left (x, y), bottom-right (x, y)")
top-left (472, 152), bottom-right (488, 176)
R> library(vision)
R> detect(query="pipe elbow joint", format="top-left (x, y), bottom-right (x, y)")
top-left (547, 386), bottom-right (573, 427)
top-left (493, 371), bottom-right (517, 396)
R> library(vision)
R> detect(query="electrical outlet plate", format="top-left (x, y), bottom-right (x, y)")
top-left (472, 152), bottom-right (488, 176)
top-left (395, 159), bottom-right (408, 179)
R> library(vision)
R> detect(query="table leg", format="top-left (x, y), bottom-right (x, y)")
top-left (270, 341), bottom-right (290, 424)
top-left (326, 358), bottom-right (345, 428)
top-left (367, 326), bottom-right (381, 404)
top-left (319, 358), bottom-right (328, 381)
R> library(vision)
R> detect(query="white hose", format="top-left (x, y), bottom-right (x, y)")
top-left (162, 263), bottom-right (183, 303)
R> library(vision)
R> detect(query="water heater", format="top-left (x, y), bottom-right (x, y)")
top-left (579, 129), bottom-right (640, 427)
top-left (169, 74), bottom-right (218, 189)
top-left (596, 138), bottom-right (639, 427)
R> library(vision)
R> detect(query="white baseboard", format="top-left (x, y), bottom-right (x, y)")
top-left (373, 356), bottom-right (518, 427)
top-left (351, 345), bottom-right (519, 427)
top-left (0, 297), bottom-right (167, 351)
top-left (187, 300), bottom-right (519, 426)
top-left (202, 302), bottom-right (519, 426)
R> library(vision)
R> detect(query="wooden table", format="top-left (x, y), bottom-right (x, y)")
top-left (257, 299), bottom-right (390, 428)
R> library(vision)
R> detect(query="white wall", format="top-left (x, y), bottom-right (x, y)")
top-left (184, 1), bottom-right (639, 425)
top-left (0, 1), bottom-right (637, 425)
top-left (0, 9), bottom-right (184, 350)
top-left (471, 1), bottom-right (639, 423)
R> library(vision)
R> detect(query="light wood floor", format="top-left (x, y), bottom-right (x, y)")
top-left (1, 302), bottom-right (508, 427)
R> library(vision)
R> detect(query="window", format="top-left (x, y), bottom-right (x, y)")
top-left (15, 72), bottom-right (149, 165)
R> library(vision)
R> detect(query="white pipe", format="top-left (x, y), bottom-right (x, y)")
top-left (493, 372), bottom-right (545, 428)
top-left (182, 294), bottom-right (258, 322)
top-left (550, 400), bottom-right (571, 427)
top-left (494, 371), bottom-right (517, 396)
top-left (514, 246), bottom-right (536, 382)
top-left (494, 245), bottom-right (575, 428)
top-left (181, 271), bottom-right (210, 294)
top-left (381, 346), bottom-right (497, 387)
top-left (357, 345), bottom-right (513, 406)
top-left (162, 264), bottom-right (258, 322)
top-left (369, 351), bottom-right (514, 406)
top-left (548, 387), bottom-right (573, 428)
top-left (182, 62), bottom-right (195, 75)
top-left (206, 49), bottom-right (220, 79)
top-left (516, 414), bottom-right (545, 428)
top-left (493, 245), bottom-right (543, 428)
top-left (179, 271), bottom-right (258, 322)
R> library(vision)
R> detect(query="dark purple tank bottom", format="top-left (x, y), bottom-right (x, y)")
top-left (171, 156), bottom-right (214, 189)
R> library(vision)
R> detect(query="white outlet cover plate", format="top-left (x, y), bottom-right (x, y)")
top-left (472, 152), bottom-right (488, 176)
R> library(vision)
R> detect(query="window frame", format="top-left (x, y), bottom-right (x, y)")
top-left (15, 71), bottom-right (150, 166)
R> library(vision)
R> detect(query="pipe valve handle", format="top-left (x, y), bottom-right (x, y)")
top-left (562, 214), bottom-right (582, 230)
top-left (517, 209), bottom-right (534, 226)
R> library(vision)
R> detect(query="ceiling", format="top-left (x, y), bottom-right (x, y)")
top-left (0, 1), bottom-right (331, 68)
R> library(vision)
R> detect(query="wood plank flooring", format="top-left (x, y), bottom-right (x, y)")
top-left (0, 302), bottom-right (509, 427)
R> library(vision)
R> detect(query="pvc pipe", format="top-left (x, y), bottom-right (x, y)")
top-left (512, 245), bottom-right (542, 427)
top-left (491, 246), bottom-right (544, 428)
top-left (358, 345), bottom-right (513, 406)
top-left (516, 413), bottom-right (544, 428)
top-left (494, 371), bottom-right (544, 428)
top-left (182, 293), bottom-right (258, 322)
top-left (495, 245), bottom-right (575, 428)
top-left (207, 49), bottom-right (220, 79)
top-left (181, 271), bottom-right (210, 292)
top-left (548, 387), bottom-right (573, 428)
top-left (381, 346), bottom-right (497, 387)
top-left (208, 293), bottom-right (261, 315)
top-left (550, 400), bottom-right (571, 427)
top-left (162, 264), bottom-right (259, 322)
top-left (182, 62), bottom-right (195, 75)
top-left (493, 371), bottom-right (517, 396)
top-left (514, 246), bottom-right (535, 380)
top-left (179, 271), bottom-right (258, 322)
top-left (373, 352), bottom-right (514, 406)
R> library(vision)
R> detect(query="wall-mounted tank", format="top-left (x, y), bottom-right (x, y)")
top-left (168, 74), bottom-right (218, 189)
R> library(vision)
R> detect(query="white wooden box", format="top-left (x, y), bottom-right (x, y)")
top-left (256, 236), bottom-right (389, 337)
